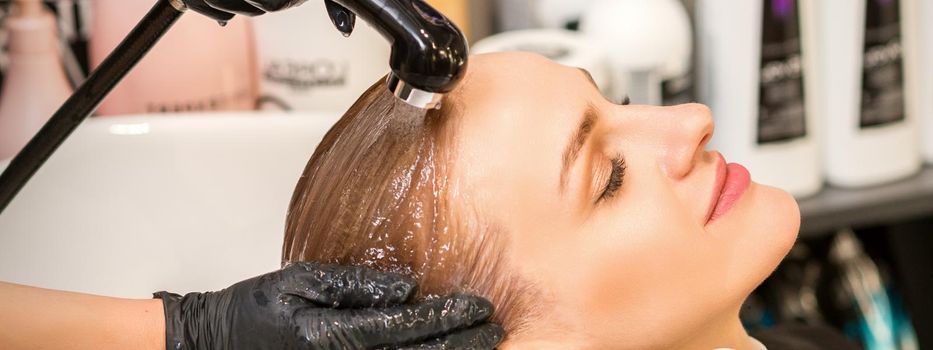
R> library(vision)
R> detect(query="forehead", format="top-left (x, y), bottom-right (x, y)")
top-left (447, 52), bottom-right (591, 216)
top-left (454, 52), bottom-right (587, 102)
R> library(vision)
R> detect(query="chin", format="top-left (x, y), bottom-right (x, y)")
top-left (713, 182), bottom-right (801, 291)
top-left (748, 182), bottom-right (801, 276)
top-left (762, 183), bottom-right (801, 246)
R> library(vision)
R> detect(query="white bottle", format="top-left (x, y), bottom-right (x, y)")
top-left (0, 0), bottom-right (73, 160)
top-left (252, 1), bottom-right (390, 114)
top-left (471, 29), bottom-right (612, 96)
top-left (579, 0), bottom-right (694, 106)
top-left (904, 0), bottom-right (933, 163)
top-left (807, 0), bottom-right (919, 187)
top-left (695, 0), bottom-right (822, 197)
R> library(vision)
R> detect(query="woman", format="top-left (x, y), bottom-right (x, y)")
top-left (282, 52), bottom-right (808, 349)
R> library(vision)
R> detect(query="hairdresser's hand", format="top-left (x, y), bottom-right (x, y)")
top-left (182, 0), bottom-right (305, 22)
top-left (155, 262), bottom-right (504, 350)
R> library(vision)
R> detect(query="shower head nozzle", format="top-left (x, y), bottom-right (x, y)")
top-left (325, 0), bottom-right (469, 109)
top-left (386, 73), bottom-right (444, 109)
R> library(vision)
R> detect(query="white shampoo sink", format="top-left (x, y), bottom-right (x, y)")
top-left (0, 112), bottom-right (337, 297)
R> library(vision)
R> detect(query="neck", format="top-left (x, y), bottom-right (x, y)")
top-left (500, 311), bottom-right (761, 350)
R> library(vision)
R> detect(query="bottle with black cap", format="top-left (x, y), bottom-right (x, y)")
top-left (809, 0), bottom-right (920, 188)
top-left (695, 0), bottom-right (821, 197)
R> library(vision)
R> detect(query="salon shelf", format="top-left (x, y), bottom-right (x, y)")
top-left (798, 165), bottom-right (933, 236)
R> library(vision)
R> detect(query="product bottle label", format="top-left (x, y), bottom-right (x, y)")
top-left (757, 0), bottom-right (807, 144)
top-left (860, 0), bottom-right (905, 128)
top-left (662, 72), bottom-right (695, 106)
top-left (264, 59), bottom-right (349, 92)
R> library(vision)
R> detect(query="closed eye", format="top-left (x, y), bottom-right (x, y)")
top-left (597, 156), bottom-right (626, 203)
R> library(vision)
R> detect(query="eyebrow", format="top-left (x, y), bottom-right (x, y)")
top-left (560, 105), bottom-right (598, 193)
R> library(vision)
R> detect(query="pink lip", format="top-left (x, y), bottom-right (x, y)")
top-left (705, 153), bottom-right (751, 225)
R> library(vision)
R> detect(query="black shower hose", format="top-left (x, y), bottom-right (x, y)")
top-left (0, 0), bottom-right (185, 214)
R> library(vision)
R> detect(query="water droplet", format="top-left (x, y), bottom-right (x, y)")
top-left (216, 20), bottom-right (228, 27)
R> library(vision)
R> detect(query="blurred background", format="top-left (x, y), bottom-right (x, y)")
top-left (0, 0), bottom-right (931, 349)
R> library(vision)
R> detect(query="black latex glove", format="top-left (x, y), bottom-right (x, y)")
top-left (182, 0), bottom-right (307, 22)
top-left (154, 262), bottom-right (504, 350)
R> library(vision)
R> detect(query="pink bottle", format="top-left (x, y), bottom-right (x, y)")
top-left (90, 0), bottom-right (258, 115)
top-left (0, 0), bottom-right (74, 160)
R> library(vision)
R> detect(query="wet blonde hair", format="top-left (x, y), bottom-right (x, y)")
top-left (282, 79), bottom-right (536, 333)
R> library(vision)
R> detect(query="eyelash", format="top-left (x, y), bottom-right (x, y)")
top-left (597, 156), bottom-right (626, 202)
top-left (592, 95), bottom-right (628, 203)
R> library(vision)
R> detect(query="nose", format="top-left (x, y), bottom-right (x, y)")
top-left (615, 103), bottom-right (713, 179)
top-left (661, 103), bottom-right (713, 178)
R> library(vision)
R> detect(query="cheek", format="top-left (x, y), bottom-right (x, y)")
top-left (567, 181), bottom-right (732, 344)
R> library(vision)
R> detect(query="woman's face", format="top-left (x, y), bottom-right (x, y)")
top-left (448, 53), bottom-right (800, 348)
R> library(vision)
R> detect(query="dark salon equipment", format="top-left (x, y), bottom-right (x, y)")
top-left (0, 0), bottom-right (469, 215)
top-left (746, 229), bottom-right (923, 350)
top-left (324, 0), bottom-right (468, 109)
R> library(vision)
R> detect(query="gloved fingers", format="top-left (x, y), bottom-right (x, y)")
top-left (204, 0), bottom-right (266, 16)
top-left (182, 0), bottom-right (236, 21)
top-left (279, 262), bottom-right (416, 308)
top-left (296, 293), bottom-right (494, 348)
top-left (386, 324), bottom-right (506, 350)
top-left (244, 0), bottom-right (308, 12)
